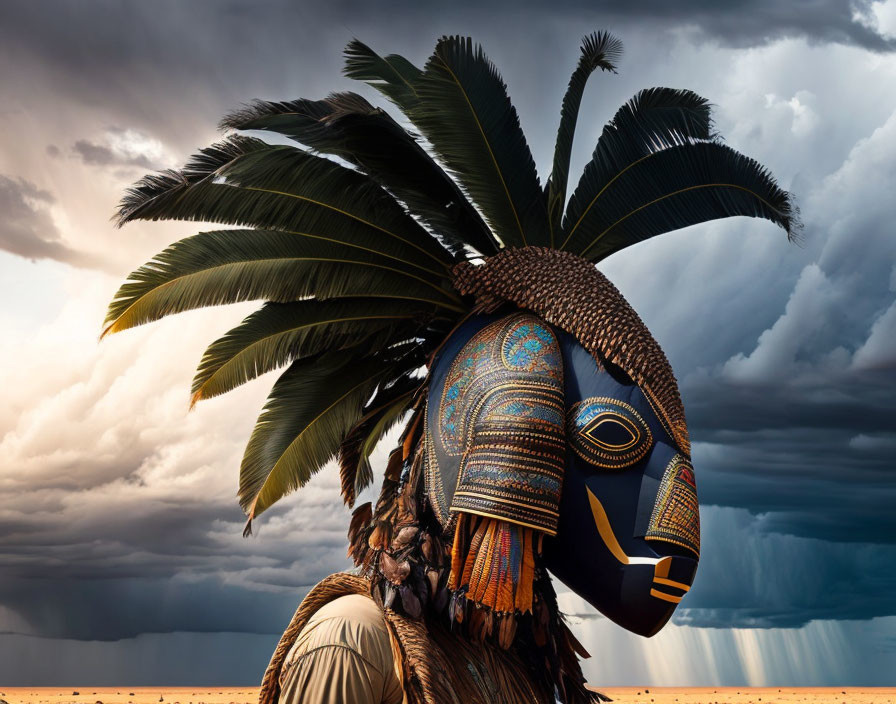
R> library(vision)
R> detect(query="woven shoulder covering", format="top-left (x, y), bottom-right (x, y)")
top-left (383, 605), bottom-right (557, 704)
top-left (452, 247), bottom-right (690, 456)
top-left (258, 572), bottom-right (558, 704)
top-left (258, 572), bottom-right (370, 704)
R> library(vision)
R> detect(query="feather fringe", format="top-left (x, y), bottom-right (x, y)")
top-left (448, 514), bottom-right (538, 638)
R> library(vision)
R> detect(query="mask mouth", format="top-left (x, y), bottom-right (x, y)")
top-left (586, 487), bottom-right (698, 634)
top-left (648, 553), bottom-right (698, 605)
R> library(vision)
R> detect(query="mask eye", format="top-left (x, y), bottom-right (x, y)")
top-left (567, 397), bottom-right (653, 469)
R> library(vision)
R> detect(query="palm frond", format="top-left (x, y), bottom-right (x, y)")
top-left (239, 351), bottom-right (389, 521)
top-left (240, 342), bottom-right (426, 522)
top-left (564, 140), bottom-right (802, 261)
top-left (343, 38), bottom-right (423, 113)
top-left (560, 87), bottom-right (717, 253)
top-left (102, 229), bottom-right (465, 337)
top-left (116, 135), bottom-right (262, 222)
top-left (338, 373), bottom-right (419, 506)
top-left (410, 35), bottom-right (548, 248)
top-left (220, 92), bottom-right (499, 256)
top-left (191, 298), bottom-right (437, 405)
top-left (546, 31), bottom-right (623, 244)
top-left (118, 136), bottom-right (453, 277)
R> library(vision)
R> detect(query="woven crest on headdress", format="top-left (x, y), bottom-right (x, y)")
top-left (452, 247), bottom-right (690, 457)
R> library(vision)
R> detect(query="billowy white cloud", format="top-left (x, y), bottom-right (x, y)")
top-left (0, 174), bottom-right (105, 268)
top-left (68, 125), bottom-right (174, 175)
top-left (855, 0), bottom-right (896, 38)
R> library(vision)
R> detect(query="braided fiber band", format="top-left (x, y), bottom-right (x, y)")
top-left (452, 247), bottom-right (690, 457)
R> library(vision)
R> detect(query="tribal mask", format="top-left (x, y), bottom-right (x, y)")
top-left (425, 251), bottom-right (700, 636)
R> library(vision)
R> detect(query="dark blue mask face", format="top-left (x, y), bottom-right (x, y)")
top-left (426, 313), bottom-right (699, 637)
top-left (543, 332), bottom-right (699, 637)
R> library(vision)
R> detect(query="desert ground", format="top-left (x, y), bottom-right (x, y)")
top-left (1, 688), bottom-right (894, 704)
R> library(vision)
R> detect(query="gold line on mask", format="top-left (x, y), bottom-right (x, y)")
top-left (586, 487), bottom-right (659, 566)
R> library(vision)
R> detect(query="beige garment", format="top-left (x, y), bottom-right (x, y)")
top-left (278, 593), bottom-right (404, 704)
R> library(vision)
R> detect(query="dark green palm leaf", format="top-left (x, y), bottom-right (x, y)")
top-left (118, 136), bottom-right (453, 277)
top-left (191, 298), bottom-right (438, 405)
top-left (117, 136), bottom-right (259, 220)
top-left (546, 31), bottom-right (623, 244)
top-left (338, 373), bottom-right (419, 506)
top-left (241, 341), bottom-right (426, 522)
top-left (220, 92), bottom-right (500, 257)
top-left (560, 87), bottom-right (716, 253)
top-left (343, 38), bottom-right (423, 113)
top-left (102, 229), bottom-right (464, 336)
top-left (410, 35), bottom-right (548, 248)
top-left (239, 351), bottom-right (390, 521)
top-left (565, 140), bottom-right (801, 261)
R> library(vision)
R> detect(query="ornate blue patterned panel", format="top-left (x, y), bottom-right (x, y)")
top-left (425, 313), bottom-right (565, 534)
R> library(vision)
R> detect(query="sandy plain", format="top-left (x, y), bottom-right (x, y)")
top-left (1, 688), bottom-right (894, 704)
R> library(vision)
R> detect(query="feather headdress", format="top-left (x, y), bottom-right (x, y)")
top-left (105, 32), bottom-right (798, 703)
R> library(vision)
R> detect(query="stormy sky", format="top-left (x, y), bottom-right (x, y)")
top-left (1, 0), bottom-right (895, 687)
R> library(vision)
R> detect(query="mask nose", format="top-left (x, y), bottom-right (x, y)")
top-left (645, 454), bottom-right (700, 558)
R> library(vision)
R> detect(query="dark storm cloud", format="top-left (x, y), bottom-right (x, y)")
top-left (0, 631), bottom-right (278, 686)
top-left (597, 0), bottom-right (896, 52)
top-left (675, 507), bottom-right (896, 628)
top-left (72, 139), bottom-right (154, 169)
top-left (677, 179), bottom-right (896, 548)
top-left (0, 174), bottom-right (101, 267)
top-left (332, 0), bottom-right (896, 52)
top-left (682, 367), bottom-right (896, 543)
top-left (0, 473), bottom-right (356, 640)
top-left (693, 427), bottom-right (896, 544)
top-left (0, 422), bottom-right (358, 640)
top-left (0, 576), bottom-right (300, 640)
top-left (0, 0), bottom-right (892, 145)
top-left (1, 0), bottom-right (894, 64)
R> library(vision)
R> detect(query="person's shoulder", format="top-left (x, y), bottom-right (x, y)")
top-left (298, 592), bottom-right (392, 658)
top-left (280, 592), bottom-right (403, 704)
top-left (311, 593), bottom-right (384, 624)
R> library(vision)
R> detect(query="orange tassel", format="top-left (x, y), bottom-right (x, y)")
top-left (517, 526), bottom-right (534, 613)
top-left (448, 514), bottom-right (539, 620)
top-left (401, 411), bottom-right (422, 460)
